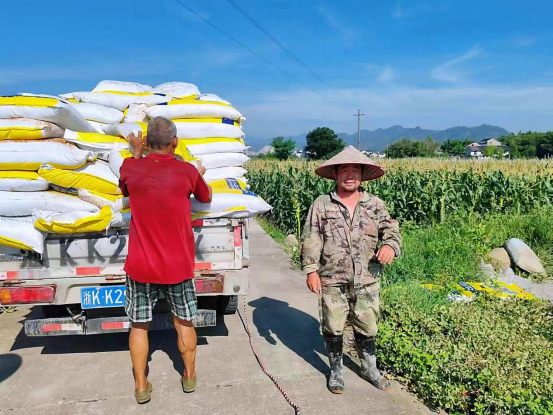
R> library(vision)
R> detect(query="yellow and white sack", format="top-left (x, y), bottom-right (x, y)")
top-left (108, 145), bottom-right (133, 178)
top-left (0, 140), bottom-right (95, 171)
top-left (92, 80), bottom-right (152, 93)
top-left (198, 93), bottom-right (231, 105)
top-left (203, 166), bottom-right (248, 182)
top-left (87, 120), bottom-right (109, 134)
top-left (123, 104), bottom-right (148, 123)
top-left (0, 191), bottom-right (99, 216)
top-left (146, 98), bottom-right (243, 120)
top-left (191, 178), bottom-right (271, 220)
top-left (39, 161), bottom-right (121, 195)
top-left (152, 82), bottom-right (200, 99)
top-left (194, 152), bottom-right (249, 170)
top-left (63, 130), bottom-right (127, 152)
top-left (173, 118), bottom-right (244, 139)
top-left (72, 91), bottom-right (171, 111)
top-left (69, 102), bottom-right (124, 124)
top-left (0, 118), bottom-right (64, 140)
top-left (102, 122), bottom-right (147, 139)
top-left (0, 217), bottom-right (45, 253)
top-left (0, 172), bottom-right (49, 192)
top-left (33, 205), bottom-right (113, 234)
top-left (177, 137), bottom-right (246, 157)
top-left (77, 189), bottom-right (129, 212)
top-left (0, 95), bottom-right (96, 132)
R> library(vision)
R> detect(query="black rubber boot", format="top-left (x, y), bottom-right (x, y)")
top-left (354, 332), bottom-right (390, 391)
top-left (323, 334), bottom-right (344, 394)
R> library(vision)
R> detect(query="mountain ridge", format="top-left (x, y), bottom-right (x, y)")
top-left (246, 124), bottom-right (510, 152)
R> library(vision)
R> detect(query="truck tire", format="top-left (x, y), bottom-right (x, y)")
top-left (218, 295), bottom-right (238, 315)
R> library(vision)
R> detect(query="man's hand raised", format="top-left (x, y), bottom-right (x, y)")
top-left (196, 160), bottom-right (207, 176)
top-left (376, 245), bottom-right (396, 265)
top-left (128, 131), bottom-right (145, 159)
top-left (306, 272), bottom-right (321, 294)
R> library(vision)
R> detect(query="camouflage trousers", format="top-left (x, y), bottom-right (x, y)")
top-left (319, 281), bottom-right (380, 337)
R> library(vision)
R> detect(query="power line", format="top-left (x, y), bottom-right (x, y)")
top-left (172, 0), bottom-right (343, 108)
top-left (225, 0), bottom-right (351, 104)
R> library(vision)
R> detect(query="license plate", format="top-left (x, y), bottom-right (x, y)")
top-left (81, 286), bottom-right (125, 309)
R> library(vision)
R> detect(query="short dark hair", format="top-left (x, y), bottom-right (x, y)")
top-left (147, 117), bottom-right (177, 149)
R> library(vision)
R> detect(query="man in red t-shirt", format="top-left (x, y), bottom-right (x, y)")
top-left (119, 117), bottom-right (212, 404)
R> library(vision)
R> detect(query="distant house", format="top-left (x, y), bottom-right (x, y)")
top-left (362, 150), bottom-right (386, 158)
top-left (294, 149), bottom-right (303, 158)
top-left (465, 138), bottom-right (510, 159)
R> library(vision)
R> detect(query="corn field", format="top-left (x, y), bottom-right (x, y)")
top-left (247, 159), bottom-right (553, 235)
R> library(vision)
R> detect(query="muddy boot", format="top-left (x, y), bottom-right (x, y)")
top-left (354, 332), bottom-right (390, 391)
top-left (323, 334), bottom-right (344, 394)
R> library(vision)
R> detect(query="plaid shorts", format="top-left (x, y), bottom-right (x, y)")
top-left (125, 277), bottom-right (197, 323)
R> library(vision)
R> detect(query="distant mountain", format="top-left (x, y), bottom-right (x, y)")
top-left (246, 124), bottom-right (510, 152)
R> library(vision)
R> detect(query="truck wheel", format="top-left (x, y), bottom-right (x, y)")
top-left (218, 295), bottom-right (238, 315)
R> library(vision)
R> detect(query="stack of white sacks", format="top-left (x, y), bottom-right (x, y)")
top-left (0, 81), bottom-right (271, 255)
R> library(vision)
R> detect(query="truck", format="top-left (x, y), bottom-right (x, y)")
top-left (0, 218), bottom-right (249, 336)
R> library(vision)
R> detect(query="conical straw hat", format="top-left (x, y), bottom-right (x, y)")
top-left (315, 146), bottom-right (385, 181)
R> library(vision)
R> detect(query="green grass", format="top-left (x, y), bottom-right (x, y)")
top-left (256, 216), bottom-right (301, 269)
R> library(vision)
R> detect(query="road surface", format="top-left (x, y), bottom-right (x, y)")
top-left (0, 220), bottom-right (431, 415)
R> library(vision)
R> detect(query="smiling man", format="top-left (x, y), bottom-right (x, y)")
top-left (300, 146), bottom-right (402, 394)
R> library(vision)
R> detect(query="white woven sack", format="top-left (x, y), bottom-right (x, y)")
top-left (0, 94), bottom-right (96, 133)
top-left (72, 92), bottom-right (170, 111)
top-left (152, 82), bottom-right (200, 98)
top-left (146, 101), bottom-right (243, 120)
top-left (202, 166), bottom-right (247, 182)
top-left (123, 104), bottom-right (148, 123)
top-left (199, 94), bottom-right (231, 105)
top-left (196, 153), bottom-right (249, 170)
top-left (191, 192), bottom-right (271, 220)
top-left (184, 140), bottom-right (246, 157)
top-left (70, 102), bottom-right (124, 124)
top-left (0, 141), bottom-right (95, 171)
top-left (0, 118), bottom-right (64, 140)
top-left (174, 119), bottom-right (244, 139)
top-left (87, 121), bottom-right (108, 134)
top-left (0, 175), bottom-right (49, 192)
top-left (102, 122), bottom-right (145, 139)
top-left (92, 80), bottom-right (152, 93)
top-left (0, 191), bottom-right (99, 216)
top-left (0, 217), bottom-right (45, 253)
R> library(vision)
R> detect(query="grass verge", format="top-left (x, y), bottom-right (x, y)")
top-left (256, 216), bottom-right (300, 268)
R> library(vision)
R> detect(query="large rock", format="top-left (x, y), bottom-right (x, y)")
top-left (504, 238), bottom-right (547, 276)
top-left (489, 247), bottom-right (511, 270)
top-left (284, 234), bottom-right (299, 249)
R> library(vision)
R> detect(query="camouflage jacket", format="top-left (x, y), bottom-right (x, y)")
top-left (300, 191), bottom-right (402, 287)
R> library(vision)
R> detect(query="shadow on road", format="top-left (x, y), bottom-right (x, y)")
top-left (0, 353), bottom-right (22, 384)
top-left (248, 297), bottom-right (328, 375)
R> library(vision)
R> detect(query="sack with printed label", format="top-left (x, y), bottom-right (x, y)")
top-left (33, 205), bottom-right (113, 234)
top-left (63, 130), bottom-right (127, 152)
top-left (0, 217), bottom-right (45, 253)
top-left (0, 190), bottom-right (99, 216)
top-left (146, 98), bottom-right (243, 121)
top-left (108, 145), bottom-right (133, 178)
top-left (152, 82), bottom-right (200, 99)
top-left (39, 161), bottom-right (121, 195)
top-left (92, 80), bottom-right (152, 94)
top-left (0, 140), bottom-right (95, 171)
top-left (0, 95), bottom-right (96, 132)
top-left (0, 118), bottom-right (64, 140)
top-left (70, 102), bottom-right (124, 124)
top-left (177, 137), bottom-right (246, 158)
top-left (0, 171), bottom-right (49, 191)
top-left (173, 118), bottom-right (243, 139)
top-left (191, 178), bottom-right (271, 220)
top-left (203, 166), bottom-right (248, 182)
top-left (72, 92), bottom-right (171, 112)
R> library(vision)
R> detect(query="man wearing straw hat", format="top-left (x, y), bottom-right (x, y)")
top-left (301, 146), bottom-right (402, 394)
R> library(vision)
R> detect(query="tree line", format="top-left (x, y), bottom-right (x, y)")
top-left (263, 128), bottom-right (553, 160)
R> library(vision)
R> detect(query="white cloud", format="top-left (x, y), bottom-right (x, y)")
top-left (431, 46), bottom-right (483, 83)
top-left (512, 35), bottom-right (539, 48)
top-left (317, 5), bottom-right (356, 44)
top-left (377, 66), bottom-right (395, 83)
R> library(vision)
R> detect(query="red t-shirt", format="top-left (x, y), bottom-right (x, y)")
top-left (119, 153), bottom-right (211, 284)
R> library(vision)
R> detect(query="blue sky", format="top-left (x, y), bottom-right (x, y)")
top-left (2, 0), bottom-right (553, 139)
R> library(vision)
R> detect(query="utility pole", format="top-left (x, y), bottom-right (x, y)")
top-left (354, 110), bottom-right (365, 151)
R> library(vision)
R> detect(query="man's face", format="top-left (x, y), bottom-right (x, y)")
top-left (336, 164), bottom-right (362, 193)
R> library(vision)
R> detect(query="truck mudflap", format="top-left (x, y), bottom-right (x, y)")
top-left (24, 309), bottom-right (216, 336)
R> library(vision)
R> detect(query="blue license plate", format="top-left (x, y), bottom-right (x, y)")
top-left (81, 286), bottom-right (126, 309)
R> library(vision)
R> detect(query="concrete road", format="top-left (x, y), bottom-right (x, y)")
top-left (0, 220), bottom-right (431, 415)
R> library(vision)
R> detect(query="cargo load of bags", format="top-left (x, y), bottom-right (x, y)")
top-left (0, 79), bottom-right (272, 255)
